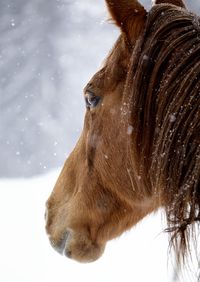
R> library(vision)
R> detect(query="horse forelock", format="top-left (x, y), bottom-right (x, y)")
top-left (123, 4), bottom-right (200, 263)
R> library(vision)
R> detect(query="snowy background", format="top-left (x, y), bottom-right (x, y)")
top-left (0, 0), bottom-right (200, 281)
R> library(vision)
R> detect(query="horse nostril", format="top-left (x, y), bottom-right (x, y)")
top-left (50, 238), bottom-right (65, 255)
top-left (49, 231), bottom-right (71, 256)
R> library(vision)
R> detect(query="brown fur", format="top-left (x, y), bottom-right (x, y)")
top-left (106, 0), bottom-right (147, 45)
top-left (46, 0), bottom-right (200, 273)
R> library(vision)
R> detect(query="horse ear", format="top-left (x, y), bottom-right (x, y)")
top-left (153, 0), bottom-right (185, 8)
top-left (106, 0), bottom-right (147, 45)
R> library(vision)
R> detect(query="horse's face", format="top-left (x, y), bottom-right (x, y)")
top-left (46, 0), bottom-right (149, 263)
top-left (46, 0), bottom-right (185, 263)
top-left (46, 35), bottom-right (142, 263)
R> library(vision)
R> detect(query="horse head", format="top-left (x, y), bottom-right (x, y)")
top-left (46, 0), bottom-right (200, 266)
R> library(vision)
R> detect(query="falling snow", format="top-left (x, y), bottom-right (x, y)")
top-left (0, 0), bottom-right (117, 177)
top-left (169, 114), bottom-right (176, 123)
top-left (143, 54), bottom-right (149, 61)
top-left (127, 125), bottom-right (134, 135)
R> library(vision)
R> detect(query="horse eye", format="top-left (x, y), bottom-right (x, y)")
top-left (85, 92), bottom-right (100, 109)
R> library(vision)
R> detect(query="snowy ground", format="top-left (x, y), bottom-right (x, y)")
top-left (0, 170), bottom-right (198, 282)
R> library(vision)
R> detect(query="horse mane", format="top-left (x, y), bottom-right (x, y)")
top-left (124, 4), bottom-right (200, 264)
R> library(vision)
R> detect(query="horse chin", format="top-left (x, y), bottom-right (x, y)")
top-left (49, 229), bottom-right (106, 263)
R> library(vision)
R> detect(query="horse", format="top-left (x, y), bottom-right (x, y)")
top-left (45, 0), bottom-right (200, 270)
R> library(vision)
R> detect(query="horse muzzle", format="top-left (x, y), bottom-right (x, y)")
top-left (49, 231), bottom-right (72, 257)
top-left (47, 227), bottom-right (106, 263)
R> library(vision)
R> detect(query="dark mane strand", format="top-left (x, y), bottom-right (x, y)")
top-left (125, 4), bottom-right (200, 265)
